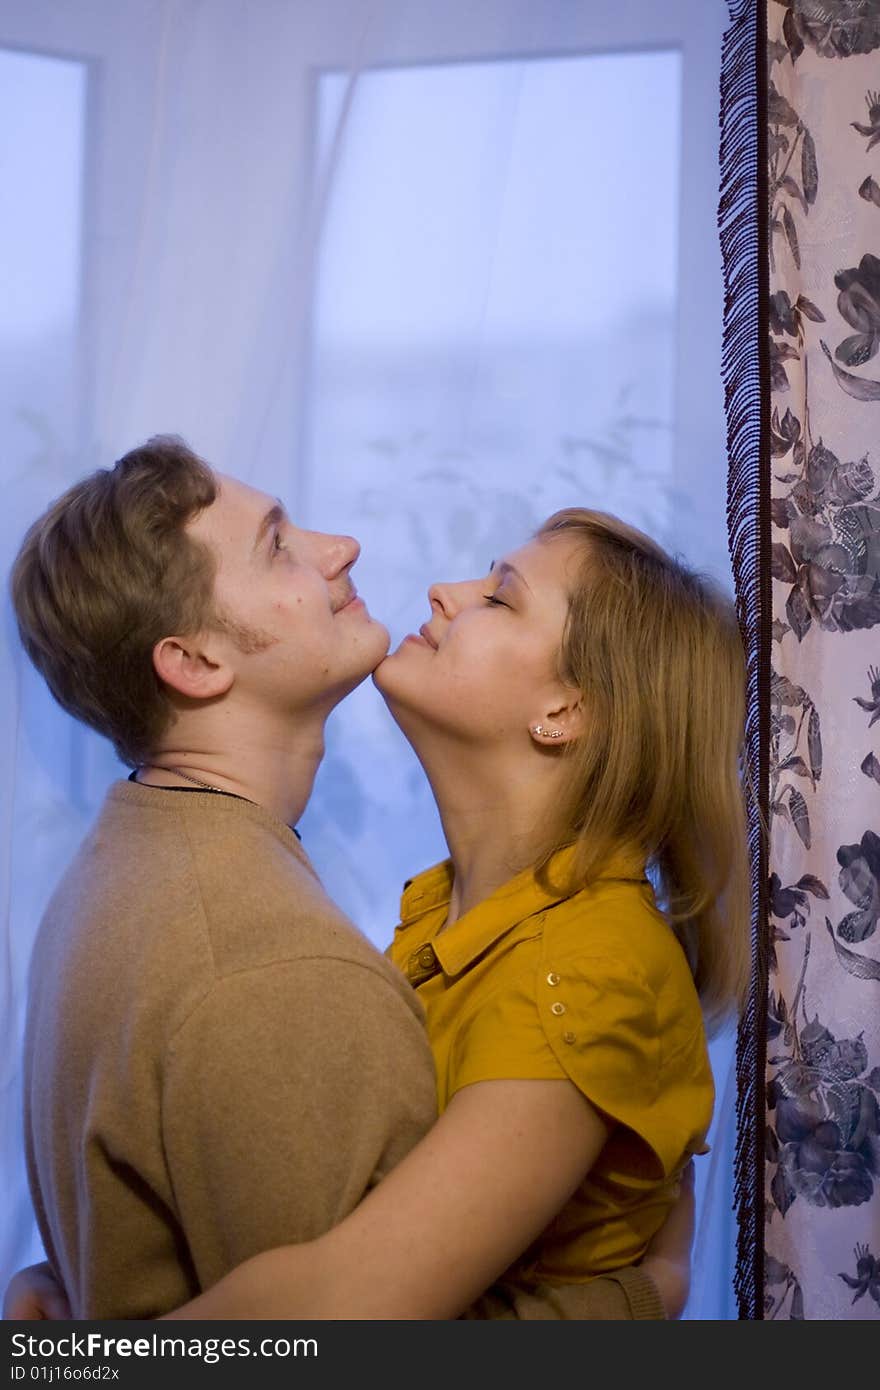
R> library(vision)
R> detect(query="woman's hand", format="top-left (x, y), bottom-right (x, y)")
top-left (639, 1160), bottom-right (696, 1318)
top-left (3, 1262), bottom-right (71, 1321)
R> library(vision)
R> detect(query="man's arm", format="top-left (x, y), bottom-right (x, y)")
top-left (3, 1263), bottom-right (71, 1320)
top-left (639, 1158), bottom-right (696, 1318)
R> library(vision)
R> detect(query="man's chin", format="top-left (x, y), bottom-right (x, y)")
top-left (350, 620), bottom-right (391, 677)
top-left (326, 634), bottom-right (392, 704)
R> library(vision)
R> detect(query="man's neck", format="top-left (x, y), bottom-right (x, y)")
top-left (139, 705), bottom-right (327, 829)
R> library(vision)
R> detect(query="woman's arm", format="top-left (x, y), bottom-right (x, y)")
top-left (164, 1077), bottom-right (610, 1320)
top-left (4, 1159), bottom-right (696, 1321)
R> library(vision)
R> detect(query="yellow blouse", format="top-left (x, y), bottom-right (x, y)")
top-left (387, 846), bottom-right (713, 1282)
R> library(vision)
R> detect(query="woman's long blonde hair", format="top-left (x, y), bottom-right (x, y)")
top-left (537, 508), bottom-right (751, 1033)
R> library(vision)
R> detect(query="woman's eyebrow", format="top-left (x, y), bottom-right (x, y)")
top-left (490, 560), bottom-right (532, 592)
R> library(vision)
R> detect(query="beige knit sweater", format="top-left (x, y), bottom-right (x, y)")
top-left (23, 781), bottom-right (662, 1320)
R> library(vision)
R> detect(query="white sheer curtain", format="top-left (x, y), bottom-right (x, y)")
top-left (0, 0), bottom-right (735, 1315)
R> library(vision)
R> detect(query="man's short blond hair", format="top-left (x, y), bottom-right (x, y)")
top-left (10, 435), bottom-right (218, 767)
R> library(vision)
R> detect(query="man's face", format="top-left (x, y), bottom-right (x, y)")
top-left (189, 472), bottom-right (390, 713)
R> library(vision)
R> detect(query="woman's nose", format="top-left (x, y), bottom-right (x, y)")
top-left (428, 578), bottom-right (477, 617)
top-left (428, 581), bottom-right (454, 616)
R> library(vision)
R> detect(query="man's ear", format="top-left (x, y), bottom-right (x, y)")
top-left (152, 634), bottom-right (234, 700)
top-left (528, 688), bottom-right (585, 747)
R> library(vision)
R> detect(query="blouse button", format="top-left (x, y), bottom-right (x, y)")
top-left (546, 972), bottom-right (560, 986)
top-left (563, 1031), bottom-right (576, 1045)
top-left (550, 1001), bottom-right (566, 1016)
top-left (418, 946), bottom-right (437, 970)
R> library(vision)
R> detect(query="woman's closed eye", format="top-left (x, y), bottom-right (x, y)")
top-left (482, 593), bottom-right (509, 608)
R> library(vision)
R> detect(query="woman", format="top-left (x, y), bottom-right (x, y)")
top-left (155, 506), bottom-right (750, 1320)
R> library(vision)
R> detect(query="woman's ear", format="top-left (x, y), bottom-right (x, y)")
top-left (152, 634), bottom-right (234, 701)
top-left (528, 691), bottom-right (585, 747)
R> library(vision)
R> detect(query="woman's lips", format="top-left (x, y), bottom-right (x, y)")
top-left (401, 627), bottom-right (435, 650)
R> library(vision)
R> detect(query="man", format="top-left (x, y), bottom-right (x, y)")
top-left (7, 437), bottom-right (686, 1319)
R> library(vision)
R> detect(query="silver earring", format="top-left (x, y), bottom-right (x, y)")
top-left (532, 725), bottom-right (563, 739)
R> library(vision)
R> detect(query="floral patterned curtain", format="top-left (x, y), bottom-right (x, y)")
top-left (725, 0), bottom-right (880, 1319)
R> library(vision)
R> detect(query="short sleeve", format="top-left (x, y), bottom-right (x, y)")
top-left (448, 955), bottom-right (710, 1181)
top-left (448, 972), bottom-right (568, 1094)
top-left (534, 956), bottom-right (710, 1179)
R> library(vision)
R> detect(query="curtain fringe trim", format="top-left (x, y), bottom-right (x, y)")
top-left (719, 0), bottom-right (770, 1321)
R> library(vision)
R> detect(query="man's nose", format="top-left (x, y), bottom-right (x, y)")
top-left (322, 533), bottom-right (360, 578)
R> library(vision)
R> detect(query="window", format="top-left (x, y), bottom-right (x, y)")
top-left (302, 50), bottom-right (684, 933)
top-left (0, 47), bottom-right (87, 470)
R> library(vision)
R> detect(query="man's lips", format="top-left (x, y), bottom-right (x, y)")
top-left (334, 588), bottom-right (362, 614)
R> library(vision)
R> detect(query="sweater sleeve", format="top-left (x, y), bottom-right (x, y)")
top-left (462, 1267), bottom-right (666, 1320)
top-left (161, 956), bottom-right (437, 1289)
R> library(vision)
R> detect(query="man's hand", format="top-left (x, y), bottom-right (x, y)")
top-left (3, 1262), bottom-right (71, 1320)
top-left (640, 1161), bottom-right (697, 1318)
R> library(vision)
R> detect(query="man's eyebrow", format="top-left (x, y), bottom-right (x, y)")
top-left (254, 501), bottom-right (286, 551)
top-left (490, 559), bottom-right (531, 591)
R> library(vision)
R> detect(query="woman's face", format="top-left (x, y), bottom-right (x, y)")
top-left (374, 532), bottom-right (583, 744)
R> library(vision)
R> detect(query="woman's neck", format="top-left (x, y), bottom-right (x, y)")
top-left (416, 740), bottom-right (565, 927)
